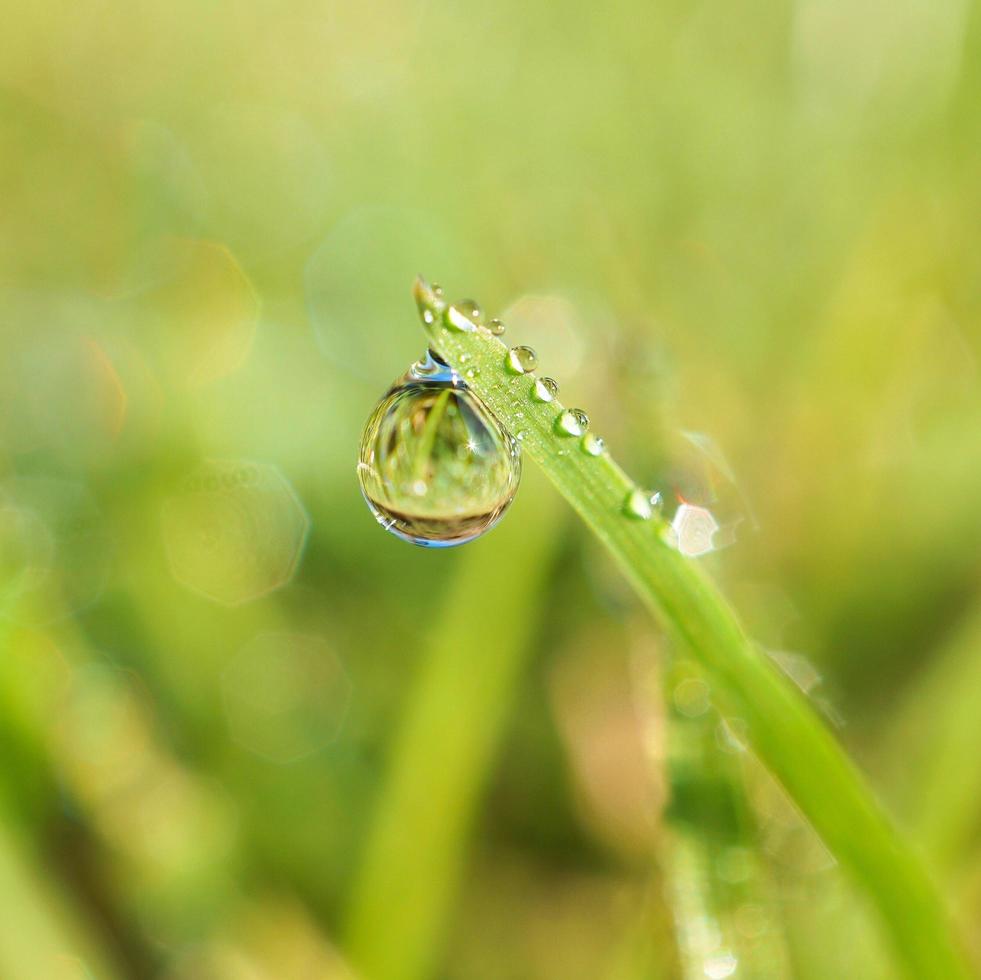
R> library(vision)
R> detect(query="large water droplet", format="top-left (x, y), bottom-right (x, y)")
top-left (358, 351), bottom-right (521, 547)
top-left (555, 408), bottom-right (589, 437)
top-left (580, 433), bottom-right (605, 456)
top-left (506, 345), bottom-right (538, 374)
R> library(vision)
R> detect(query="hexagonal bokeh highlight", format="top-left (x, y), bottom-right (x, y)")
top-left (161, 460), bottom-right (309, 605)
top-left (669, 502), bottom-right (720, 558)
top-left (221, 632), bottom-right (351, 763)
top-left (0, 476), bottom-right (111, 623)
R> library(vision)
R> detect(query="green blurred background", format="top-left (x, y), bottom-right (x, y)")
top-left (1, 1), bottom-right (980, 977)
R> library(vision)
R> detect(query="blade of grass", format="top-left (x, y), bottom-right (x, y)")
top-left (883, 602), bottom-right (981, 869)
top-left (344, 467), bottom-right (561, 980)
top-left (661, 662), bottom-right (793, 980)
top-left (0, 801), bottom-right (121, 979)
top-left (412, 276), bottom-right (973, 980)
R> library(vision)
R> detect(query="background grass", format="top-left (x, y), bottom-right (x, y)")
top-left (1, 1), bottom-right (980, 977)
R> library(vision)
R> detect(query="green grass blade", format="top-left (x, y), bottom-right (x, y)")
top-left (884, 602), bottom-right (981, 869)
top-left (344, 470), bottom-right (560, 980)
top-left (412, 277), bottom-right (974, 980)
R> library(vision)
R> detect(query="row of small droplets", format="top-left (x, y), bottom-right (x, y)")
top-left (428, 283), bottom-right (664, 523)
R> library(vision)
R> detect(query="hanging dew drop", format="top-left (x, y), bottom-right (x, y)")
top-left (357, 350), bottom-right (521, 547)
top-left (555, 408), bottom-right (589, 437)
top-left (506, 345), bottom-right (538, 374)
top-left (532, 377), bottom-right (559, 402)
top-left (581, 433), bottom-right (605, 456)
top-left (488, 318), bottom-right (506, 336)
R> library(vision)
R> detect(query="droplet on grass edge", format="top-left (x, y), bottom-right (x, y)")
top-left (555, 408), bottom-right (589, 437)
top-left (532, 376), bottom-right (559, 402)
top-left (506, 345), bottom-right (538, 374)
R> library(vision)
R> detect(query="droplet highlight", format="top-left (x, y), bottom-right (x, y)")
top-left (506, 345), bottom-right (538, 374)
top-left (532, 376), bottom-right (559, 403)
top-left (358, 351), bottom-right (521, 547)
top-left (555, 408), bottom-right (589, 437)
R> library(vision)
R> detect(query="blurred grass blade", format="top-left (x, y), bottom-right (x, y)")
top-left (413, 277), bottom-right (974, 980)
top-left (884, 602), bottom-right (981, 868)
top-left (0, 806), bottom-right (120, 979)
top-left (344, 469), bottom-right (560, 980)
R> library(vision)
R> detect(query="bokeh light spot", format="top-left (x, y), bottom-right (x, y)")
top-left (222, 632), bottom-right (351, 763)
top-left (161, 460), bottom-right (309, 605)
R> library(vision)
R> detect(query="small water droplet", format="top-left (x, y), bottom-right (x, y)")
top-left (431, 283), bottom-right (444, 298)
top-left (358, 353), bottom-right (521, 547)
top-left (459, 353), bottom-right (470, 363)
top-left (581, 433), bottom-right (605, 456)
top-left (623, 487), bottom-right (653, 520)
top-left (532, 376), bottom-right (559, 402)
top-left (444, 300), bottom-right (481, 332)
top-left (516, 430), bottom-right (526, 441)
top-left (555, 408), bottom-right (589, 437)
top-left (422, 309), bottom-right (435, 325)
top-left (488, 318), bottom-right (506, 336)
top-left (506, 345), bottom-right (538, 374)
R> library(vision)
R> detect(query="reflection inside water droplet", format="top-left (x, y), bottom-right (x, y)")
top-left (358, 351), bottom-right (521, 547)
